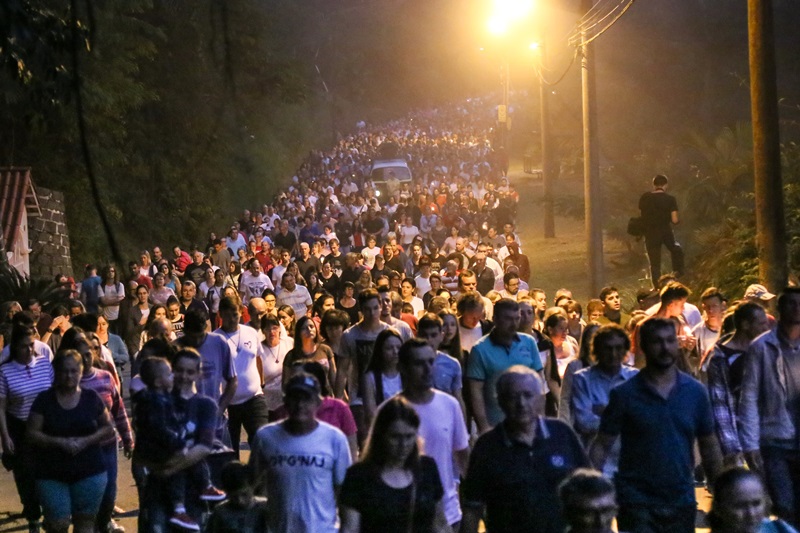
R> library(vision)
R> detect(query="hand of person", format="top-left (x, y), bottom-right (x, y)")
top-left (123, 443), bottom-right (134, 459)
top-left (2, 436), bottom-right (15, 456)
top-left (62, 438), bottom-right (81, 456)
top-left (139, 316), bottom-right (148, 325)
top-left (744, 450), bottom-right (765, 478)
top-left (51, 315), bottom-right (67, 333)
top-left (681, 334), bottom-right (697, 351)
top-left (723, 452), bottom-right (745, 468)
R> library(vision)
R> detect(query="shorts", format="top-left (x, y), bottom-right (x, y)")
top-left (37, 472), bottom-right (108, 523)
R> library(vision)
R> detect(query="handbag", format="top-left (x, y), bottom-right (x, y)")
top-left (627, 216), bottom-right (644, 237)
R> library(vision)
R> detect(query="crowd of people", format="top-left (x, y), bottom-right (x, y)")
top-left (0, 97), bottom-right (798, 533)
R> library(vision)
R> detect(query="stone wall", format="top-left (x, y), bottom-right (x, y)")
top-left (28, 187), bottom-right (74, 279)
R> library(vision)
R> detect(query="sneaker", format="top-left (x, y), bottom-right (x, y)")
top-left (107, 519), bottom-right (126, 533)
top-left (169, 512), bottom-right (200, 531)
top-left (199, 486), bottom-right (227, 502)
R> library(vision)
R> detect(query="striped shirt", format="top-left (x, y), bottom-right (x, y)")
top-left (277, 285), bottom-right (312, 317)
top-left (81, 369), bottom-right (133, 448)
top-left (0, 355), bottom-right (54, 420)
top-left (0, 339), bottom-right (54, 365)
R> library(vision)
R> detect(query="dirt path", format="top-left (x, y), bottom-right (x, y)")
top-left (509, 164), bottom-right (647, 303)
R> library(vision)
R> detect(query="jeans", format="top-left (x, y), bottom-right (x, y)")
top-left (762, 446), bottom-right (800, 528)
top-left (96, 443), bottom-right (118, 530)
top-left (617, 504), bottom-right (696, 533)
top-left (167, 461), bottom-right (212, 507)
top-left (7, 414), bottom-right (41, 522)
top-left (37, 473), bottom-right (107, 524)
top-left (226, 395), bottom-right (270, 457)
top-left (138, 471), bottom-right (203, 533)
top-left (644, 229), bottom-right (684, 285)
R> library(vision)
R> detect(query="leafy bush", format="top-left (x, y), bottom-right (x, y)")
top-left (0, 263), bottom-right (72, 311)
top-left (685, 140), bottom-right (800, 297)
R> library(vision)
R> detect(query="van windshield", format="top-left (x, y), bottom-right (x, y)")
top-left (371, 166), bottom-right (412, 182)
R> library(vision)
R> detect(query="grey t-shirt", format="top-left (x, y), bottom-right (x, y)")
top-left (250, 421), bottom-right (351, 533)
top-left (340, 323), bottom-right (388, 404)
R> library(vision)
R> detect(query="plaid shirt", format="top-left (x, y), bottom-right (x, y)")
top-left (706, 345), bottom-right (744, 456)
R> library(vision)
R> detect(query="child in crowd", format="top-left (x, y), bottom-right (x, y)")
top-left (133, 357), bottom-right (225, 531)
top-left (206, 461), bottom-right (269, 532)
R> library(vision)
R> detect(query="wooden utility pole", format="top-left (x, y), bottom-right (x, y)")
top-left (540, 34), bottom-right (555, 238)
top-left (748, 0), bottom-right (787, 291)
top-left (581, 0), bottom-right (603, 296)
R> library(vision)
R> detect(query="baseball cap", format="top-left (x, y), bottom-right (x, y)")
top-left (744, 284), bottom-right (776, 301)
top-left (285, 374), bottom-right (321, 396)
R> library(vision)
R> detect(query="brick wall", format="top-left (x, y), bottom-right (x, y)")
top-left (28, 187), bottom-right (73, 279)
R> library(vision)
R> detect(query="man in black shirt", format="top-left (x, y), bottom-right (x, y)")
top-left (294, 242), bottom-right (322, 282)
top-left (639, 174), bottom-right (684, 287)
top-left (272, 220), bottom-right (297, 255)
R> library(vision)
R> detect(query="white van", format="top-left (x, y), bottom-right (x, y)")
top-left (369, 158), bottom-right (412, 199)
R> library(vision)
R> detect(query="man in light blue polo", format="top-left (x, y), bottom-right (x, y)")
top-left (467, 298), bottom-right (542, 433)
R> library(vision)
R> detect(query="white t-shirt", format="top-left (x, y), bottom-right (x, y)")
top-left (459, 323), bottom-right (484, 354)
top-left (414, 274), bottom-right (431, 298)
top-left (271, 264), bottom-right (287, 290)
top-left (261, 337), bottom-right (294, 410)
top-left (400, 225), bottom-right (420, 245)
top-left (406, 391), bottom-right (470, 525)
top-left (364, 371), bottom-right (402, 402)
top-left (214, 325), bottom-right (264, 405)
top-left (98, 282), bottom-right (124, 321)
top-left (406, 296), bottom-right (424, 316)
top-left (241, 272), bottom-right (275, 305)
top-left (250, 421), bottom-right (351, 533)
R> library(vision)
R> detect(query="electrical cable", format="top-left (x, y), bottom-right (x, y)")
top-left (579, 0), bottom-right (637, 45)
top-left (568, 0), bottom-right (637, 46)
top-left (534, 48), bottom-right (579, 86)
top-left (574, 0), bottom-right (619, 29)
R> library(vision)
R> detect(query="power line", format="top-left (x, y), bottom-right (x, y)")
top-left (568, 0), bottom-right (638, 46)
top-left (534, 48), bottom-right (579, 86)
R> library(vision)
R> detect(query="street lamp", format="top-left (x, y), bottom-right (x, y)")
top-left (486, 0), bottom-right (535, 153)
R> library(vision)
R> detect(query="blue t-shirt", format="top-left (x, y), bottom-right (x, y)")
top-left (432, 351), bottom-right (462, 396)
top-left (599, 370), bottom-right (713, 506)
top-left (81, 275), bottom-right (102, 313)
top-left (466, 333), bottom-right (542, 426)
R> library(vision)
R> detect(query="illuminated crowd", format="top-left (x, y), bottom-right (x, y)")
top-left (0, 98), bottom-right (796, 533)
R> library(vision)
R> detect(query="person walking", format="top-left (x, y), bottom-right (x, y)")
top-left (339, 396), bottom-right (450, 533)
top-left (590, 317), bottom-right (723, 533)
top-left (638, 174), bottom-right (684, 286)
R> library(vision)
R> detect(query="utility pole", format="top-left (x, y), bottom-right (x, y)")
top-left (539, 33), bottom-right (555, 238)
top-left (581, 0), bottom-right (603, 296)
top-left (501, 61), bottom-right (511, 151)
top-left (748, 0), bottom-right (787, 291)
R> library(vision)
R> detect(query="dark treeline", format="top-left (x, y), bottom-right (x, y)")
top-left (2, 0), bottom-right (800, 290)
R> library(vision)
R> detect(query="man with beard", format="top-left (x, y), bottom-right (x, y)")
top-left (590, 318), bottom-right (722, 533)
top-left (597, 286), bottom-right (631, 327)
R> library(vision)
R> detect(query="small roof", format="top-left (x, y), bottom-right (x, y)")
top-left (0, 167), bottom-right (41, 251)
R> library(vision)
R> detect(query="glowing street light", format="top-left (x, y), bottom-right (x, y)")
top-left (486, 0), bottom-right (535, 35)
top-left (487, 15), bottom-right (508, 35)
